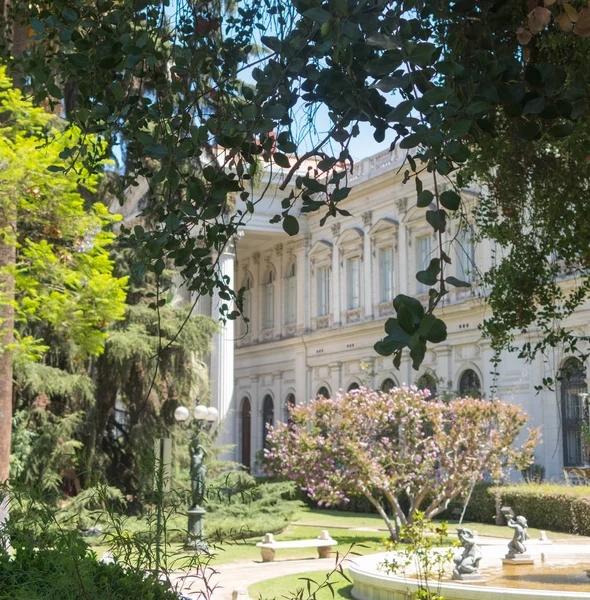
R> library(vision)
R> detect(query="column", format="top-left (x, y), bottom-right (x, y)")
top-left (362, 211), bottom-right (373, 318)
top-left (251, 252), bottom-right (260, 340)
top-left (329, 361), bottom-right (343, 395)
top-left (249, 374), bottom-right (259, 472)
top-left (436, 345), bottom-right (452, 390)
top-left (296, 246), bottom-right (306, 332)
top-left (295, 349), bottom-right (306, 404)
top-left (210, 248), bottom-right (235, 458)
top-left (275, 244), bottom-right (284, 332)
top-left (398, 223), bottom-right (408, 296)
top-left (331, 247), bottom-right (341, 326)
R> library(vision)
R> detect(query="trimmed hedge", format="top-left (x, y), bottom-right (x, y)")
top-left (300, 483), bottom-right (498, 524)
top-left (491, 484), bottom-right (590, 536)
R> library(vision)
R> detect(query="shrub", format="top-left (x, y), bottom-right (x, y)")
top-left (207, 473), bottom-right (301, 539)
top-left (0, 536), bottom-right (180, 600)
top-left (491, 484), bottom-right (590, 536)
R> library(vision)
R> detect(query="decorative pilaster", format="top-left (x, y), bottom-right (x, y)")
top-left (362, 215), bottom-right (373, 319)
top-left (398, 223), bottom-right (408, 295)
top-left (331, 244), bottom-right (341, 326)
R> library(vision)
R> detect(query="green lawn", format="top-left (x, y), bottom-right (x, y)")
top-left (249, 570), bottom-right (353, 600)
top-left (292, 507), bottom-right (387, 529)
top-left (87, 506), bottom-right (587, 567)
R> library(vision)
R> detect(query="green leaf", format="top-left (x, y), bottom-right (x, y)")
top-left (466, 101), bottom-right (490, 118)
top-left (282, 215), bottom-right (299, 236)
top-left (447, 119), bottom-right (472, 140)
top-left (273, 153), bottom-right (291, 168)
top-left (400, 133), bottom-right (422, 149)
top-left (440, 190), bottom-right (461, 211)
top-left (384, 319), bottom-right (412, 345)
top-left (498, 83), bottom-right (526, 105)
top-left (518, 122), bottom-right (542, 141)
top-left (366, 33), bottom-right (398, 50)
top-left (523, 96), bottom-right (545, 115)
top-left (436, 158), bottom-right (452, 176)
top-left (416, 258), bottom-right (441, 286)
top-left (435, 60), bottom-right (464, 76)
top-left (393, 295), bottom-right (425, 320)
top-left (387, 100), bottom-right (413, 121)
top-left (397, 304), bottom-right (416, 335)
top-left (426, 209), bottom-right (447, 232)
top-left (144, 145), bottom-right (168, 159)
top-left (445, 276), bottom-right (472, 288)
top-left (61, 7), bottom-right (78, 22)
top-left (549, 122), bottom-right (575, 138)
top-left (409, 335), bottom-right (426, 370)
top-left (422, 86), bottom-right (454, 106)
top-left (417, 190), bottom-right (434, 207)
top-left (409, 43), bottom-right (438, 67)
top-left (154, 258), bottom-right (165, 275)
top-left (303, 8), bottom-right (331, 22)
top-left (30, 17), bottom-right (44, 33)
top-left (373, 76), bottom-right (406, 93)
top-left (67, 54), bottom-right (90, 69)
top-left (419, 314), bottom-right (447, 343)
top-left (263, 104), bottom-right (288, 119)
top-left (445, 141), bottom-right (470, 163)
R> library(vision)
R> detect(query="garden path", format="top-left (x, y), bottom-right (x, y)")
top-left (172, 526), bottom-right (590, 599)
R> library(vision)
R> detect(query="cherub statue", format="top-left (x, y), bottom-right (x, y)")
top-left (189, 443), bottom-right (208, 509)
top-left (506, 515), bottom-right (529, 557)
top-left (452, 528), bottom-right (482, 579)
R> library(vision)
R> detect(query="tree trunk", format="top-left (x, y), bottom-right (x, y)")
top-left (0, 212), bottom-right (16, 486)
top-left (0, 11), bottom-right (28, 530)
top-left (364, 490), bottom-right (398, 541)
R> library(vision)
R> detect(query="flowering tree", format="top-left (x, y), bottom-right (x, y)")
top-left (264, 387), bottom-right (540, 539)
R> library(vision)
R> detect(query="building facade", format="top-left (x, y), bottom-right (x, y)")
top-left (221, 148), bottom-right (590, 482)
top-left (115, 146), bottom-right (590, 482)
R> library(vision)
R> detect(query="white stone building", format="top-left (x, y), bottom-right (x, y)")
top-left (117, 147), bottom-right (590, 482)
top-left (214, 148), bottom-right (590, 482)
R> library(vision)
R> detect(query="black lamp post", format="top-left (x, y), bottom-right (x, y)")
top-left (174, 403), bottom-right (218, 550)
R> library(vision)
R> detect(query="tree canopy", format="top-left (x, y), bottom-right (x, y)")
top-left (2, 0), bottom-right (590, 378)
top-left (264, 386), bottom-right (540, 539)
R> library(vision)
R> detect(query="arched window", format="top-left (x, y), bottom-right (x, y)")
top-left (347, 381), bottom-right (360, 392)
top-left (561, 358), bottom-right (587, 467)
top-left (381, 378), bottom-right (397, 393)
top-left (459, 369), bottom-right (481, 398)
top-left (240, 274), bottom-right (253, 336)
top-left (284, 261), bottom-right (297, 325)
top-left (262, 267), bottom-right (275, 330)
top-left (283, 393), bottom-right (296, 423)
top-left (416, 371), bottom-right (438, 400)
top-left (316, 386), bottom-right (331, 399)
top-left (262, 395), bottom-right (274, 449)
top-left (239, 397), bottom-right (251, 471)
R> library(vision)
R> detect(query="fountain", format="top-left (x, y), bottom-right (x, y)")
top-left (350, 528), bottom-right (590, 600)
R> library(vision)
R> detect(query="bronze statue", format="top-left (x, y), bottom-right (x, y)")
top-left (506, 515), bottom-right (529, 557)
top-left (452, 528), bottom-right (482, 580)
top-left (190, 442), bottom-right (208, 509)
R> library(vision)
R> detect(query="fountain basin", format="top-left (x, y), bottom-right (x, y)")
top-left (350, 543), bottom-right (590, 600)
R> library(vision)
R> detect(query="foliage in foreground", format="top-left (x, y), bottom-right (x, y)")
top-left (5, 1), bottom-right (590, 379)
top-left (265, 386), bottom-right (540, 539)
top-left (381, 513), bottom-right (455, 600)
top-left (0, 537), bottom-right (180, 600)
